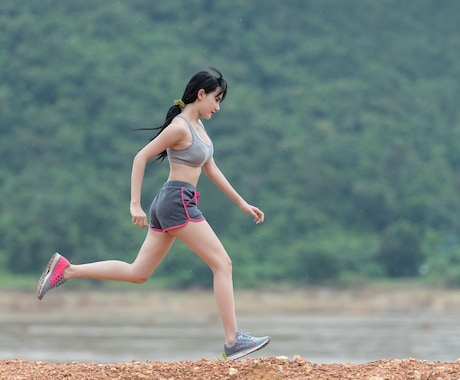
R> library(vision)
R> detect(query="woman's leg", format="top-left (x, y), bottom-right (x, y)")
top-left (167, 221), bottom-right (237, 345)
top-left (64, 229), bottom-right (175, 283)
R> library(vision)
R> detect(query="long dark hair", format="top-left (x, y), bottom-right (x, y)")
top-left (143, 68), bottom-right (227, 162)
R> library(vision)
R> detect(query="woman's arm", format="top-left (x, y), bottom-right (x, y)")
top-left (130, 123), bottom-right (186, 228)
top-left (203, 158), bottom-right (264, 224)
top-left (130, 152), bottom-right (150, 228)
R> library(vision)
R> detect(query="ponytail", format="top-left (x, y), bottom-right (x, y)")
top-left (139, 68), bottom-right (227, 163)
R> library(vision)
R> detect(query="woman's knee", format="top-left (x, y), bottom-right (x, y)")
top-left (130, 275), bottom-right (149, 284)
top-left (128, 264), bottom-right (151, 284)
top-left (212, 253), bottom-right (232, 275)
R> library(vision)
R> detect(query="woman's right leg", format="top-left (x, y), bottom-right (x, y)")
top-left (167, 221), bottom-right (271, 359)
top-left (64, 229), bottom-right (175, 283)
top-left (167, 221), bottom-right (237, 345)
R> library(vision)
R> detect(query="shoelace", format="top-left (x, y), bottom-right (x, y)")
top-left (236, 330), bottom-right (254, 343)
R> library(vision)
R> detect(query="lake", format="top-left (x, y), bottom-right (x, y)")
top-left (1, 313), bottom-right (459, 364)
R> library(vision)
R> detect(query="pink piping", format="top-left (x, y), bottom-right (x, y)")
top-left (148, 187), bottom-right (205, 233)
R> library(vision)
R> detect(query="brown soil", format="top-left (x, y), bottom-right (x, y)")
top-left (2, 357), bottom-right (459, 379)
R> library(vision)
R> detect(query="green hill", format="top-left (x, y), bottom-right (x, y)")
top-left (1, 0), bottom-right (460, 287)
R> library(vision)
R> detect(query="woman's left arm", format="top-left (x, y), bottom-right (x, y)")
top-left (203, 158), bottom-right (264, 224)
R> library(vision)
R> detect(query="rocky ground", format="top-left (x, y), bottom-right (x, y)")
top-left (2, 356), bottom-right (460, 379)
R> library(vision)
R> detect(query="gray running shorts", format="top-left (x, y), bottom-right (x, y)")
top-left (149, 181), bottom-right (205, 232)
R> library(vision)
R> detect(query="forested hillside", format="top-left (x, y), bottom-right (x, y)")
top-left (1, 0), bottom-right (460, 288)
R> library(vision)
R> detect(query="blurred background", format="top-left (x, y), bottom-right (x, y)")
top-left (1, 0), bottom-right (460, 363)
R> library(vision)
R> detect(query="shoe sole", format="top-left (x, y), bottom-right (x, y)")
top-left (226, 337), bottom-right (271, 360)
top-left (36, 252), bottom-right (61, 300)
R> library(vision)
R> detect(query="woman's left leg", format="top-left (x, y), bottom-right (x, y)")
top-left (167, 220), bottom-right (237, 346)
top-left (37, 230), bottom-right (176, 300)
top-left (64, 229), bottom-right (175, 283)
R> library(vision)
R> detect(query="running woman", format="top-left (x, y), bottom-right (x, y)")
top-left (37, 68), bottom-right (270, 360)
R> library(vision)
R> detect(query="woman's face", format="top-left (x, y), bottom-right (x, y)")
top-left (199, 87), bottom-right (223, 120)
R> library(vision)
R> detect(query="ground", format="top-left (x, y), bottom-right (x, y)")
top-left (2, 285), bottom-right (460, 379)
top-left (2, 357), bottom-right (460, 379)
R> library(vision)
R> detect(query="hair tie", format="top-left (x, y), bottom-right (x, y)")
top-left (174, 99), bottom-right (185, 109)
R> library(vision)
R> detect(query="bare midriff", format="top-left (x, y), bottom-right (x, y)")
top-left (167, 161), bottom-right (203, 187)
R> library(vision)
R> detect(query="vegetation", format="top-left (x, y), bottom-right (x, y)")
top-left (1, 0), bottom-right (460, 288)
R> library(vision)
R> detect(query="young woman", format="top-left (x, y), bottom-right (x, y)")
top-left (37, 68), bottom-right (270, 360)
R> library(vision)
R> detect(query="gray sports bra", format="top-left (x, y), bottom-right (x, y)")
top-left (167, 115), bottom-right (214, 167)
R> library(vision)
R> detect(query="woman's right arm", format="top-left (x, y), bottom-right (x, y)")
top-left (130, 152), bottom-right (150, 228)
top-left (129, 123), bottom-right (185, 228)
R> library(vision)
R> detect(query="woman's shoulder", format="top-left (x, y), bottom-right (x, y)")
top-left (166, 117), bottom-right (189, 135)
top-left (158, 117), bottom-right (190, 149)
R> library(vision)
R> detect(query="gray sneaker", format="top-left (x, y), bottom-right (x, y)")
top-left (224, 330), bottom-right (271, 360)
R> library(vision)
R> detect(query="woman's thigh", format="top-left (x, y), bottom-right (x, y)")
top-left (167, 221), bottom-right (231, 271)
top-left (132, 229), bottom-right (176, 277)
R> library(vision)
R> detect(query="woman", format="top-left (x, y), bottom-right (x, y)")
top-left (37, 68), bottom-right (270, 360)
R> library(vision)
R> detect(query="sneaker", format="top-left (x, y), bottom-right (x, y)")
top-left (224, 330), bottom-right (271, 360)
top-left (37, 253), bottom-right (70, 300)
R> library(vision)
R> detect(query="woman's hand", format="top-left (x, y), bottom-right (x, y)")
top-left (130, 203), bottom-right (148, 229)
top-left (240, 203), bottom-right (265, 224)
top-left (202, 159), bottom-right (265, 224)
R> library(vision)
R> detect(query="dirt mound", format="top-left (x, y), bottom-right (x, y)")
top-left (2, 357), bottom-right (459, 379)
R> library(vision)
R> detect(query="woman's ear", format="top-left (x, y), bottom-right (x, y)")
top-left (197, 88), bottom-right (206, 100)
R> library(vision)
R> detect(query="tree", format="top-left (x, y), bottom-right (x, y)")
top-left (376, 221), bottom-right (424, 277)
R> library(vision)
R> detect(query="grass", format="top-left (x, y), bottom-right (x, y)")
top-left (2, 268), bottom-right (459, 317)
top-left (0, 271), bottom-right (38, 290)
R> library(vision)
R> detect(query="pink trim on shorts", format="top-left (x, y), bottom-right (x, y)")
top-left (149, 186), bottom-right (205, 233)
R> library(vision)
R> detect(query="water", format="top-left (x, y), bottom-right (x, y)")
top-left (1, 313), bottom-right (459, 364)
